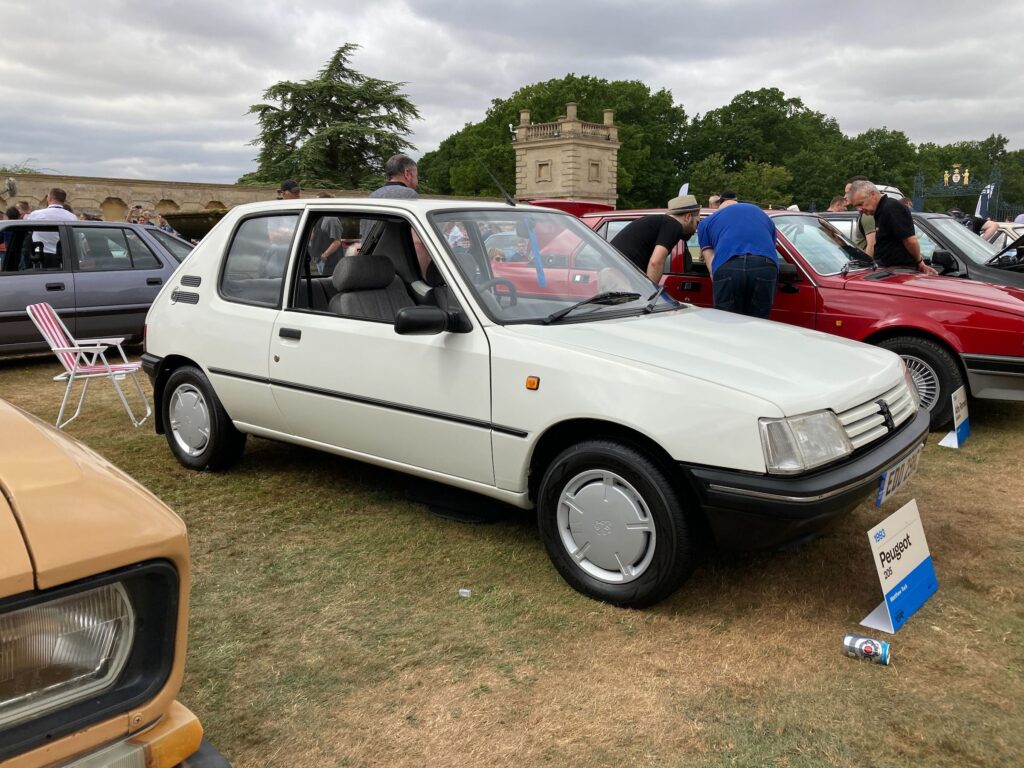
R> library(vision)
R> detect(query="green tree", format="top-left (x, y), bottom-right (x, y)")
top-left (238, 44), bottom-right (420, 189)
top-left (418, 74), bottom-right (688, 208)
top-left (729, 162), bottom-right (793, 208)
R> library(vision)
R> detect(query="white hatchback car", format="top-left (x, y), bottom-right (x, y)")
top-left (143, 199), bottom-right (928, 607)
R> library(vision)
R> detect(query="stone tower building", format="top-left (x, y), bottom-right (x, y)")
top-left (513, 103), bottom-right (619, 206)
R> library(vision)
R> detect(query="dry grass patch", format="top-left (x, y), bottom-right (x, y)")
top-left (1, 356), bottom-right (1022, 767)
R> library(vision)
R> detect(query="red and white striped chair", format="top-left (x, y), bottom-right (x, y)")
top-left (26, 302), bottom-right (151, 429)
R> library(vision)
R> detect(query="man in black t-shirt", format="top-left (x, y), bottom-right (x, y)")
top-left (848, 181), bottom-right (937, 274)
top-left (610, 195), bottom-right (701, 283)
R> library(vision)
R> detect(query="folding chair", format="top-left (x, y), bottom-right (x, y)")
top-left (26, 302), bottom-right (151, 429)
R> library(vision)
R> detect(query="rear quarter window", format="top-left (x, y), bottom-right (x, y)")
top-left (220, 214), bottom-right (298, 307)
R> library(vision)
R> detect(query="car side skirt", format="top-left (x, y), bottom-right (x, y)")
top-left (962, 353), bottom-right (1024, 401)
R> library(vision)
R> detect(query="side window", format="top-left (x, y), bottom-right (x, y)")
top-left (221, 214), bottom-right (298, 307)
top-left (914, 225), bottom-right (937, 260)
top-left (150, 230), bottom-right (194, 262)
top-left (1, 226), bottom-right (65, 271)
top-left (124, 230), bottom-right (161, 268)
top-left (75, 228), bottom-right (132, 271)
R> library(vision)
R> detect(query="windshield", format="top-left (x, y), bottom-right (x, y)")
top-left (430, 209), bottom-right (678, 324)
top-left (926, 217), bottom-right (1001, 265)
top-left (774, 215), bottom-right (867, 275)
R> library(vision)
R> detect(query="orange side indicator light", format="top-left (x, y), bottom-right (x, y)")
top-left (835, 320), bottom-right (843, 328)
top-left (526, 376), bottom-right (540, 391)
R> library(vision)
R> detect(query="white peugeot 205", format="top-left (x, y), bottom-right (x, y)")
top-left (142, 198), bottom-right (928, 607)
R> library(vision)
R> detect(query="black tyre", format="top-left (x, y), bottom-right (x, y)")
top-left (878, 336), bottom-right (964, 430)
top-left (537, 440), bottom-right (696, 608)
top-left (162, 365), bottom-right (246, 471)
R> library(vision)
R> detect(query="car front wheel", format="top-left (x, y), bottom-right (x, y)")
top-left (162, 365), bottom-right (246, 471)
top-left (537, 440), bottom-right (696, 608)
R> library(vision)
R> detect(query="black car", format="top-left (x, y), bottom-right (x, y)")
top-left (821, 211), bottom-right (1024, 288)
top-left (0, 220), bottom-right (194, 354)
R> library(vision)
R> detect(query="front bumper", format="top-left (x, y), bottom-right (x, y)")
top-left (680, 407), bottom-right (930, 550)
top-left (43, 701), bottom-right (230, 768)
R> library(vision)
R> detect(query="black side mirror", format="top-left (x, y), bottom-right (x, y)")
top-left (394, 305), bottom-right (471, 335)
top-left (930, 250), bottom-right (957, 271)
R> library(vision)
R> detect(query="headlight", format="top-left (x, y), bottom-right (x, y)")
top-left (759, 410), bottom-right (853, 475)
top-left (901, 359), bottom-right (921, 411)
top-left (0, 583), bottom-right (135, 729)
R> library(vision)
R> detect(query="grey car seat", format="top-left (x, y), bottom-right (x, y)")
top-left (328, 254), bottom-right (414, 321)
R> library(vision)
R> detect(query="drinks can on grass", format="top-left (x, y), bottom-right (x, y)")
top-left (458, 588), bottom-right (472, 598)
top-left (843, 632), bottom-right (891, 665)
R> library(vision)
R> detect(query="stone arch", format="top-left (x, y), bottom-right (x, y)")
top-left (156, 198), bottom-right (180, 214)
top-left (101, 196), bottom-right (129, 222)
top-left (205, 200), bottom-right (226, 210)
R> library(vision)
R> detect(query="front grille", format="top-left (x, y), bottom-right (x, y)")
top-left (836, 380), bottom-right (916, 450)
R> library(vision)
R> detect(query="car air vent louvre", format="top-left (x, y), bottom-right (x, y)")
top-left (170, 290), bottom-right (200, 305)
top-left (180, 275), bottom-right (202, 287)
top-left (836, 380), bottom-right (916, 450)
top-left (864, 271), bottom-right (897, 280)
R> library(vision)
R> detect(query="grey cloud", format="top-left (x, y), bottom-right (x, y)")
top-left (0, 0), bottom-right (1021, 183)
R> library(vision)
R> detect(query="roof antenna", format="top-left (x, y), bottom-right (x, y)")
top-left (471, 151), bottom-right (516, 206)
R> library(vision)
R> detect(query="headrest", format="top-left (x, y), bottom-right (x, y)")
top-left (332, 254), bottom-right (397, 292)
top-left (424, 261), bottom-right (444, 287)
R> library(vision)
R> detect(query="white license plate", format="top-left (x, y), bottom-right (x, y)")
top-left (876, 444), bottom-right (923, 506)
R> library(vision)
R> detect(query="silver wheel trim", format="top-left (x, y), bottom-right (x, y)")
top-left (556, 469), bottom-right (656, 584)
top-left (168, 383), bottom-right (212, 457)
top-left (901, 354), bottom-right (940, 412)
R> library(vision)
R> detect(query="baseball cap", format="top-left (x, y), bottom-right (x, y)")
top-left (277, 180), bottom-right (300, 193)
top-left (718, 190), bottom-right (738, 202)
top-left (666, 194), bottom-right (700, 213)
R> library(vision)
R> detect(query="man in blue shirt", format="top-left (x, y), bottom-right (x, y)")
top-left (697, 191), bottom-right (779, 319)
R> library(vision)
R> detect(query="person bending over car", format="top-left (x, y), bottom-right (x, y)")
top-left (848, 180), bottom-right (937, 275)
top-left (610, 194), bottom-right (700, 283)
top-left (697, 191), bottom-right (780, 319)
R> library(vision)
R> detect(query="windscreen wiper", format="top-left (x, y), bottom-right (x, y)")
top-left (643, 285), bottom-right (674, 312)
top-left (542, 292), bottom-right (640, 324)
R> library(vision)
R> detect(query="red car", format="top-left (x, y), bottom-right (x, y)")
top-left (583, 209), bottom-right (1024, 428)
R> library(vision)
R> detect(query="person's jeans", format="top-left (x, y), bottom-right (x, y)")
top-left (712, 254), bottom-right (779, 319)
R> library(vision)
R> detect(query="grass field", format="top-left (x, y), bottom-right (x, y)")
top-left (2, 355), bottom-right (1022, 767)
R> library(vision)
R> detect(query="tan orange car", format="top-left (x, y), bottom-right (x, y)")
top-left (0, 399), bottom-right (228, 767)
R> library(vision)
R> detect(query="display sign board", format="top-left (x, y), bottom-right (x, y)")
top-left (861, 499), bottom-right (938, 634)
top-left (938, 385), bottom-right (970, 449)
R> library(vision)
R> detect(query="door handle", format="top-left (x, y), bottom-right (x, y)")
top-left (147, 277), bottom-right (163, 286)
top-left (45, 282), bottom-right (65, 291)
top-left (682, 282), bottom-right (703, 291)
top-left (279, 327), bottom-right (301, 340)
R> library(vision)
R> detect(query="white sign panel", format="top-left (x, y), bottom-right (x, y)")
top-left (938, 385), bottom-right (970, 449)
top-left (862, 499), bottom-right (938, 634)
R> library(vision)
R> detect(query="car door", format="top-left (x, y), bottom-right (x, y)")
top-left (0, 223), bottom-right (75, 352)
top-left (269, 210), bottom-right (495, 485)
top-left (69, 225), bottom-right (176, 341)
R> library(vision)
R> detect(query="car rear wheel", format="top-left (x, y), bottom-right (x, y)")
top-left (537, 440), bottom-right (696, 607)
top-left (879, 336), bottom-right (963, 429)
top-left (162, 365), bottom-right (246, 471)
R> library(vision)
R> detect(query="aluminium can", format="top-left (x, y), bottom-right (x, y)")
top-left (843, 632), bottom-right (891, 665)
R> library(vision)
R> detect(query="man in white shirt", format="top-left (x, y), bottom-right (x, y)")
top-left (25, 187), bottom-right (78, 255)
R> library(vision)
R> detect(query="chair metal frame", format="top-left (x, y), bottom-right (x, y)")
top-left (26, 302), bottom-right (152, 429)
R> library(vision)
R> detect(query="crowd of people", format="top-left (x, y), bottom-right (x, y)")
top-left (0, 192), bottom-right (181, 234)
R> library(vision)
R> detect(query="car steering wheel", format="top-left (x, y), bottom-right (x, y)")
top-left (477, 278), bottom-right (518, 306)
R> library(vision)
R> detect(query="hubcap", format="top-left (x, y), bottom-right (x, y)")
top-left (901, 354), bottom-right (939, 412)
top-left (169, 383), bottom-right (211, 457)
top-left (556, 469), bottom-right (656, 584)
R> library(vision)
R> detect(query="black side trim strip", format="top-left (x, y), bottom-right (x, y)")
top-left (206, 366), bottom-right (528, 438)
top-left (962, 355), bottom-right (1024, 376)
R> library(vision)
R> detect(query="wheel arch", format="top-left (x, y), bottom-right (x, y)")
top-left (150, 354), bottom-right (203, 434)
top-left (861, 326), bottom-right (969, 396)
top-left (527, 418), bottom-right (692, 506)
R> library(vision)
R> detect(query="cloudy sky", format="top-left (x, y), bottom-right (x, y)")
top-left (2, 0), bottom-right (1021, 184)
